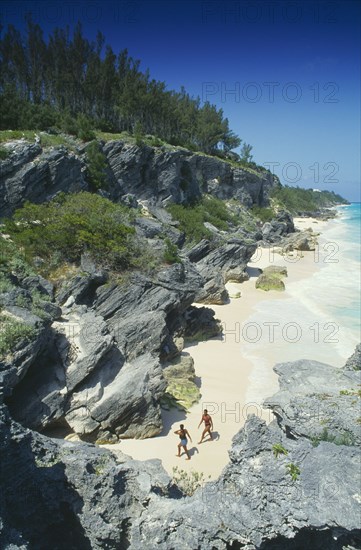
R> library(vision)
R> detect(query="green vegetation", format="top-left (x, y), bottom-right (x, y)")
top-left (251, 205), bottom-right (274, 222)
top-left (0, 18), bottom-right (242, 155)
top-left (240, 142), bottom-right (253, 163)
top-left (172, 467), bottom-right (210, 496)
top-left (167, 195), bottom-right (239, 244)
top-left (272, 443), bottom-right (288, 458)
top-left (85, 141), bottom-right (108, 190)
top-left (340, 389), bottom-right (361, 397)
top-left (0, 314), bottom-right (36, 357)
top-left (311, 427), bottom-right (356, 447)
top-left (163, 238), bottom-right (181, 264)
top-left (2, 192), bottom-right (151, 274)
top-left (0, 238), bottom-right (34, 286)
top-left (0, 146), bottom-right (9, 160)
top-left (271, 184), bottom-right (349, 213)
top-left (286, 463), bottom-right (300, 481)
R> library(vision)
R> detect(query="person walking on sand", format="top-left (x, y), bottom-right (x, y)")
top-left (175, 424), bottom-right (192, 460)
top-left (198, 409), bottom-right (213, 443)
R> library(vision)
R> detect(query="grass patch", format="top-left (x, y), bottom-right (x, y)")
top-left (0, 146), bottom-right (10, 160)
top-left (172, 467), bottom-right (210, 496)
top-left (3, 192), bottom-right (138, 273)
top-left (272, 443), bottom-right (288, 458)
top-left (167, 195), bottom-right (241, 244)
top-left (251, 205), bottom-right (274, 222)
top-left (311, 427), bottom-right (356, 447)
top-left (39, 133), bottom-right (72, 148)
top-left (286, 463), bottom-right (300, 481)
top-left (163, 238), bottom-right (181, 264)
top-left (0, 130), bottom-right (37, 143)
top-left (0, 314), bottom-right (37, 357)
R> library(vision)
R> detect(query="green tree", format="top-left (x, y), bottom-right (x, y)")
top-left (240, 143), bottom-right (253, 162)
top-left (85, 141), bottom-right (108, 190)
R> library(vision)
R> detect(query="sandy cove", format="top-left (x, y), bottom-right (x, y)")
top-left (106, 217), bottom-right (333, 480)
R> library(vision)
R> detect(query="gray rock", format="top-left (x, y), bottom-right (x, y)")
top-left (135, 217), bottom-right (163, 238)
top-left (0, 143), bottom-right (87, 217)
top-left (102, 140), bottom-right (277, 208)
top-left (21, 275), bottom-right (54, 298)
top-left (182, 305), bottom-right (222, 341)
top-left (262, 211), bottom-right (295, 243)
top-left (263, 359), bottom-right (361, 445)
top-left (189, 239), bottom-right (256, 304)
top-left (1, 348), bottom-right (360, 549)
top-left (56, 270), bottom-right (107, 306)
top-left (66, 353), bottom-right (166, 439)
top-left (282, 229), bottom-right (318, 252)
top-left (344, 344), bottom-right (361, 371)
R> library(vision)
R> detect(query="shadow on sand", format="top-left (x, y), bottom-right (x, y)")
top-left (246, 266), bottom-right (262, 278)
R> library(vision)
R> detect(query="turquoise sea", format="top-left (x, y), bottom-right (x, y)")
top-left (243, 203), bottom-right (361, 403)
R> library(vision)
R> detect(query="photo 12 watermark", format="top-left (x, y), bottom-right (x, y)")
top-left (221, 320), bottom-right (339, 345)
top-left (201, 1), bottom-right (339, 25)
top-left (202, 81), bottom-right (340, 104)
top-left (262, 161), bottom-right (339, 185)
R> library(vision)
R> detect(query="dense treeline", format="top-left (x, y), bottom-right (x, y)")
top-left (271, 185), bottom-right (349, 213)
top-left (0, 16), bottom-right (240, 154)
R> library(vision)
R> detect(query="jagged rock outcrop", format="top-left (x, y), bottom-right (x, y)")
top-left (4, 262), bottom-right (206, 441)
top-left (103, 140), bottom-right (276, 208)
top-left (344, 343), bottom-right (361, 371)
top-left (0, 404), bottom-right (175, 550)
top-left (281, 228), bottom-right (319, 251)
top-left (187, 238), bottom-right (257, 304)
top-left (1, 349), bottom-right (360, 549)
top-left (0, 139), bottom-right (277, 217)
top-left (263, 358), bottom-right (361, 446)
top-left (261, 210), bottom-right (295, 243)
top-left (0, 142), bottom-right (87, 217)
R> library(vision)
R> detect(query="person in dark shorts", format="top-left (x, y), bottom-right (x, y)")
top-left (198, 409), bottom-right (213, 443)
top-left (174, 424), bottom-right (192, 460)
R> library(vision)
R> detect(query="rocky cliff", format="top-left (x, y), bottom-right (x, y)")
top-left (1, 135), bottom-right (358, 548)
top-left (0, 347), bottom-right (360, 549)
top-left (0, 138), bottom-right (276, 217)
top-left (0, 136), bottom-right (326, 443)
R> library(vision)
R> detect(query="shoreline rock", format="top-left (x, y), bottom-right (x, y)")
top-left (1, 347), bottom-right (360, 549)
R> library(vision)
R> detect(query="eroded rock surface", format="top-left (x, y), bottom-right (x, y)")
top-left (1, 348), bottom-right (360, 549)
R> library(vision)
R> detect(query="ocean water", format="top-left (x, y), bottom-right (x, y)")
top-left (243, 203), bottom-right (361, 403)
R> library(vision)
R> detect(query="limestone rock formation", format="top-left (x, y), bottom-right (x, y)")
top-left (261, 210), bottom-right (295, 243)
top-left (0, 139), bottom-right (277, 217)
top-left (255, 265), bottom-right (288, 291)
top-left (0, 143), bottom-right (87, 217)
top-left (162, 352), bottom-right (201, 411)
top-left (1, 348), bottom-right (360, 549)
top-left (188, 238), bottom-right (257, 304)
top-left (263, 358), bottom-right (361, 446)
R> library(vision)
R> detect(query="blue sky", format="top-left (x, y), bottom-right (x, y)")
top-left (1, 0), bottom-right (360, 201)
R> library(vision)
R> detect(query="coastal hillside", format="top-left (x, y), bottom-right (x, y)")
top-left (0, 16), bottom-right (358, 550)
top-left (0, 130), bottom-right (348, 442)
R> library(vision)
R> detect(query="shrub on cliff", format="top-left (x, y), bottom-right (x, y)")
top-left (0, 314), bottom-right (36, 358)
top-left (85, 142), bottom-right (108, 190)
top-left (167, 195), bottom-right (238, 244)
top-left (3, 193), bottom-right (139, 272)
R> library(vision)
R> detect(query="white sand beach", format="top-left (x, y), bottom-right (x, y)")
top-left (107, 215), bottom-right (349, 480)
